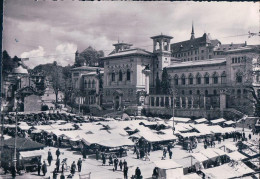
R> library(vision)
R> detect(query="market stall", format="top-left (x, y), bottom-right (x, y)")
top-left (154, 160), bottom-right (184, 179)
top-left (19, 150), bottom-right (45, 172)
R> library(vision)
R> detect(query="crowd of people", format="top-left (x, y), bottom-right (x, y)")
top-left (36, 148), bottom-right (83, 179)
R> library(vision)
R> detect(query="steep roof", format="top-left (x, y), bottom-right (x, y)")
top-left (103, 48), bottom-right (154, 59)
top-left (4, 137), bottom-right (45, 151)
top-left (170, 33), bottom-right (220, 53)
top-left (167, 58), bottom-right (226, 69)
top-left (214, 43), bottom-right (246, 51)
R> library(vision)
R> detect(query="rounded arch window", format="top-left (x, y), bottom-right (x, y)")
top-left (119, 70), bottom-right (123, 81)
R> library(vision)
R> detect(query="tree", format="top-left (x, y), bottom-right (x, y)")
top-left (161, 67), bottom-right (171, 95)
top-left (155, 72), bottom-right (161, 94)
top-left (2, 50), bottom-right (15, 78)
top-left (50, 61), bottom-right (64, 103)
top-left (75, 46), bottom-right (104, 67)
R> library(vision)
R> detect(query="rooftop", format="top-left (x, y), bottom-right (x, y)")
top-left (103, 48), bottom-right (154, 59)
top-left (167, 58), bottom-right (226, 69)
top-left (71, 66), bottom-right (102, 71)
top-left (82, 70), bottom-right (104, 76)
top-left (171, 33), bottom-right (220, 53)
top-left (151, 34), bottom-right (173, 39)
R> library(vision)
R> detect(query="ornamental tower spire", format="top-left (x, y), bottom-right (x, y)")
top-left (190, 21), bottom-right (195, 40)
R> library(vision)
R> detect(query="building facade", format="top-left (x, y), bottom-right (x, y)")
top-left (71, 26), bottom-right (259, 118)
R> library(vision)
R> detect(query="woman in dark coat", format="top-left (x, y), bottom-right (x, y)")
top-left (102, 154), bottom-right (106, 166)
top-left (42, 161), bottom-right (47, 176)
top-left (70, 161), bottom-right (76, 175)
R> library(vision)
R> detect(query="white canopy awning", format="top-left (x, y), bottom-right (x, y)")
top-left (211, 118), bottom-right (226, 124)
top-left (227, 151), bottom-right (247, 161)
top-left (20, 150), bottom-right (45, 158)
top-left (194, 118), bottom-right (208, 124)
top-left (154, 160), bottom-right (183, 170)
top-left (224, 121), bottom-right (236, 125)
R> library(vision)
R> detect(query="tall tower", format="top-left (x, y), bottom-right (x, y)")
top-left (190, 22), bottom-right (195, 40)
top-left (151, 34), bottom-right (173, 80)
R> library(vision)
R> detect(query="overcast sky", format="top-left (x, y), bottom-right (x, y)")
top-left (3, 0), bottom-right (259, 68)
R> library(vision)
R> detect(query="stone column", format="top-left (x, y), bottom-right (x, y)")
top-left (143, 69), bottom-right (151, 94)
top-left (169, 96), bottom-right (171, 107)
top-left (191, 97), bottom-right (194, 109)
top-left (164, 96), bottom-right (166, 107)
top-left (159, 97), bottom-right (161, 107)
top-left (186, 97), bottom-right (188, 109)
top-left (203, 95), bottom-right (206, 109)
top-left (220, 89), bottom-right (226, 117)
top-left (180, 97), bottom-right (182, 108)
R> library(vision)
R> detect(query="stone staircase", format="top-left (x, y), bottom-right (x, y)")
top-left (223, 108), bottom-right (245, 121)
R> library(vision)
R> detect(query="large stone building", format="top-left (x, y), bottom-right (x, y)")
top-left (71, 25), bottom-right (259, 118)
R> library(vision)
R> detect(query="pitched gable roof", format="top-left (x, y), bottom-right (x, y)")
top-left (170, 33), bottom-right (220, 53)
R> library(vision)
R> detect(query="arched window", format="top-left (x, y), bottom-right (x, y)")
top-left (213, 89), bottom-right (217, 95)
top-left (205, 90), bottom-right (208, 96)
top-left (188, 73), bottom-right (194, 85)
top-left (88, 80), bottom-right (91, 88)
top-left (236, 72), bottom-right (243, 83)
top-left (127, 69), bottom-right (131, 81)
top-left (237, 89), bottom-right (241, 98)
top-left (181, 90), bottom-right (185, 95)
top-left (92, 79), bottom-right (96, 88)
top-left (112, 72), bottom-right (115, 81)
top-left (197, 90), bottom-right (200, 95)
top-left (181, 74), bottom-right (186, 85)
top-left (189, 90), bottom-right (192, 95)
top-left (174, 75), bottom-right (179, 85)
top-left (212, 72), bottom-right (219, 84)
top-left (221, 71), bottom-right (227, 84)
top-left (196, 73), bottom-right (202, 84)
top-left (84, 80), bottom-right (87, 89)
top-left (243, 89), bottom-right (247, 97)
top-left (119, 70), bottom-right (123, 81)
top-left (204, 73), bottom-right (210, 84)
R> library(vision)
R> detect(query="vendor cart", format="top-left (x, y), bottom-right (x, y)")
top-left (19, 150), bottom-right (45, 172)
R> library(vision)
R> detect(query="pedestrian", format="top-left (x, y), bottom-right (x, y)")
top-left (169, 149), bottom-right (173, 159)
top-left (109, 155), bottom-right (113, 166)
top-left (77, 158), bottom-right (82, 172)
top-left (249, 134), bottom-right (252, 140)
top-left (61, 162), bottom-right (64, 173)
top-left (123, 159), bottom-right (127, 169)
top-left (56, 158), bottom-right (60, 172)
top-left (37, 159), bottom-right (42, 176)
top-left (42, 161), bottom-right (47, 176)
top-left (82, 148), bottom-right (87, 159)
top-left (119, 160), bottom-right (123, 171)
top-left (53, 168), bottom-right (58, 179)
top-left (10, 164), bottom-right (16, 178)
top-left (60, 172), bottom-right (65, 179)
top-left (114, 157), bottom-right (118, 171)
top-left (123, 166), bottom-right (128, 179)
top-left (119, 147), bottom-right (124, 158)
top-left (47, 149), bottom-right (53, 166)
top-left (96, 150), bottom-right (99, 160)
top-left (152, 167), bottom-right (159, 179)
top-left (135, 167), bottom-right (141, 179)
top-left (70, 161), bottom-right (76, 175)
top-left (102, 153), bottom-right (106, 166)
top-left (133, 145), bottom-right (137, 154)
top-left (136, 149), bottom-right (140, 159)
top-left (56, 148), bottom-right (61, 159)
